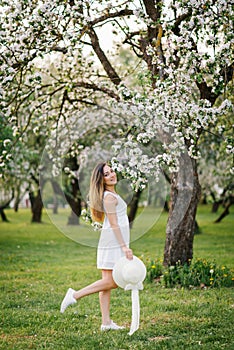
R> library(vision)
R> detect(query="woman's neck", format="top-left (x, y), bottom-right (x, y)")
top-left (105, 186), bottom-right (116, 193)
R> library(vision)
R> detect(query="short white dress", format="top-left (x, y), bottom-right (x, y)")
top-left (97, 191), bottom-right (130, 270)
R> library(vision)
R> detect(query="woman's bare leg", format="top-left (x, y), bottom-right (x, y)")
top-left (99, 290), bottom-right (111, 325)
top-left (73, 269), bottom-right (117, 301)
top-left (60, 269), bottom-right (122, 327)
top-left (99, 270), bottom-right (115, 325)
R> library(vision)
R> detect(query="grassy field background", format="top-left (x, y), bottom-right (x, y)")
top-left (0, 205), bottom-right (233, 349)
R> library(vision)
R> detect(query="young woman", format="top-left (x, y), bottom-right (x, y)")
top-left (60, 162), bottom-right (133, 331)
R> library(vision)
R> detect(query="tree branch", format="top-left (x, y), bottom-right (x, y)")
top-left (88, 28), bottom-right (122, 86)
top-left (142, 0), bottom-right (160, 21)
top-left (171, 10), bottom-right (192, 36)
top-left (0, 190), bottom-right (14, 210)
top-left (73, 81), bottom-right (120, 99)
top-left (90, 9), bottom-right (133, 27)
top-left (221, 63), bottom-right (233, 85)
top-left (196, 63), bottom-right (233, 105)
top-left (51, 45), bottom-right (68, 54)
top-left (65, 96), bottom-right (98, 106)
top-left (123, 30), bottom-right (142, 44)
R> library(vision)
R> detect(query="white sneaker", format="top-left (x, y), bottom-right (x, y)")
top-left (60, 288), bottom-right (77, 313)
top-left (101, 320), bottom-right (125, 331)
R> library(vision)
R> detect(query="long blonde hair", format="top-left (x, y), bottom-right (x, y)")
top-left (89, 162), bottom-right (106, 223)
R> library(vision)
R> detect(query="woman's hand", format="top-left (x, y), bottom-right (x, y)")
top-left (122, 246), bottom-right (133, 260)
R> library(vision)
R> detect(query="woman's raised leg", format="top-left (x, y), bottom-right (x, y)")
top-left (60, 269), bottom-right (117, 313)
top-left (73, 269), bottom-right (117, 299)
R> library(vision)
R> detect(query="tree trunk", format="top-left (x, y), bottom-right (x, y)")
top-left (214, 196), bottom-right (234, 223)
top-left (14, 189), bottom-right (21, 212)
top-left (194, 219), bottom-right (200, 235)
top-left (29, 173), bottom-right (46, 223)
top-left (65, 177), bottom-right (82, 225)
top-left (128, 189), bottom-right (142, 228)
top-left (63, 156), bottom-right (82, 225)
top-left (163, 154), bottom-right (201, 266)
top-left (0, 208), bottom-right (9, 222)
top-left (67, 208), bottom-right (79, 225)
top-left (53, 194), bottom-right (58, 214)
top-left (0, 191), bottom-right (14, 222)
top-left (212, 200), bottom-right (221, 213)
top-left (30, 189), bottom-right (44, 223)
top-left (201, 193), bottom-right (207, 205)
top-left (14, 186), bottom-right (27, 212)
top-left (51, 179), bottom-right (64, 214)
top-left (211, 186), bottom-right (230, 213)
top-left (163, 198), bottom-right (169, 212)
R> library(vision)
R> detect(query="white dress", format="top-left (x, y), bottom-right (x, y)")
top-left (97, 191), bottom-right (130, 270)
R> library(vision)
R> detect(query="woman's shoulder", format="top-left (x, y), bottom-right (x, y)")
top-left (103, 192), bottom-right (118, 211)
top-left (103, 191), bottom-right (118, 204)
top-left (104, 191), bottom-right (118, 198)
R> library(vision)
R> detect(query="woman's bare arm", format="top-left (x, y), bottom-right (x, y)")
top-left (104, 194), bottom-right (133, 260)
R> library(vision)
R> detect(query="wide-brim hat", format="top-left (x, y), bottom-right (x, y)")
top-left (112, 256), bottom-right (146, 335)
top-left (113, 255), bottom-right (146, 289)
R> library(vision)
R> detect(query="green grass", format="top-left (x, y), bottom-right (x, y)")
top-left (0, 206), bottom-right (233, 350)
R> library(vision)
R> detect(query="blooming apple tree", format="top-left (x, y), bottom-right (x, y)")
top-left (198, 89), bottom-right (234, 219)
top-left (0, 0), bottom-right (233, 264)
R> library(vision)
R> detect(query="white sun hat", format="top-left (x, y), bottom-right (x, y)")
top-left (112, 255), bottom-right (147, 335)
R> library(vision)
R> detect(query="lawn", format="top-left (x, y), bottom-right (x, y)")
top-left (0, 205), bottom-right (233, 349)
